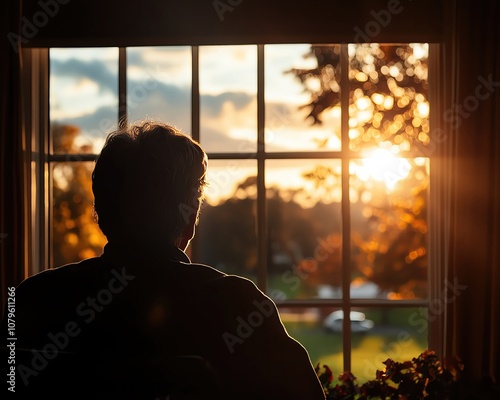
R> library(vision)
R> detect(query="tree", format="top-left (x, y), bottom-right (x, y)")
top-left (52, 124), bottom-right (106, 267)
top-left (288, 43), bottom-right (430, 298)
top-left (287, 44), bottom-right (429, 151)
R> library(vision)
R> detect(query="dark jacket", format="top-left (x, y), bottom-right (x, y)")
top-left (2, 242), bottom-right (325, 400)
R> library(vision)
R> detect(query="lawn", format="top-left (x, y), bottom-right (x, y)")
top-left (283, 310), bottom-right (428, 383)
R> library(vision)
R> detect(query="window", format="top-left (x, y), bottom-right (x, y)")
top-left (40, 42), bottom-right (433, 380)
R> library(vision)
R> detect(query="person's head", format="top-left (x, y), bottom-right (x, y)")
top-left (92, 121), bottom-right (207, 250)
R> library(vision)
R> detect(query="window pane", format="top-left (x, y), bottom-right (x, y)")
top-left (50, 48), bottom-right (119, 154)
top-left (127, 46), bottom-right (191, 132)
top-left (199, 45), bottom-right (257, 153)
top-left (193, 159), bottom-right (257, 282)
top-left (280, 306), bottom-right (343, 372)
top-left (266, 159), bottom-right (342, 300)
top-left (348, 44), bottom-right (429, 153)
top-left (350, 156), bottom-right (429, 299)
top-left (52, 162), bottom-right (106, 267)
top-left (350, 307), bottom-right (428, 382)
top-left (265, 44), bottom-right (341, 152)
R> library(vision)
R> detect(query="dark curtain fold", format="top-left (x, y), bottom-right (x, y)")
top-left (0, 0), bottom-right (25, 314)
top-left (445, 0), bottom-right (500, 396)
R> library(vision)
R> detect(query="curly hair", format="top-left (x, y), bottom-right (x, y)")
top-left (92, 121), bottom-right (207, 245)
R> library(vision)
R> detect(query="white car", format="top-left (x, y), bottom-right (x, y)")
top-left (323, 310), bottom-right (374, 333)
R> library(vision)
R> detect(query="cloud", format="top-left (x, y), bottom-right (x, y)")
top-left (127, 81), bottom-right (191, 130)
top-left (50, 58), bottom-right (117, 95)
top-left (51, 77), bottom-right (257, 153)
top-left (201, 92), bottom-right (254, 117)
top-left (125, 50), bottom-right (144, 67)
top-left (199, 126), bottom-right (256, 154)
top-left (49, 57), bottom-right (319, 154)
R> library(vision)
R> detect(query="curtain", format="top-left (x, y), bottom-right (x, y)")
top-left (0, 0), bottom-right (25, 313)
top-left (444, 0), bottom-right (500, 396)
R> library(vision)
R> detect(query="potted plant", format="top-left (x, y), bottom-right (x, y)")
top-left (316, 350), bottom-right (463, 399)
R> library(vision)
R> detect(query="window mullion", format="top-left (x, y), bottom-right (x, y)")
top-left (428, 43), bottom-right (442, 356)
top-left (23, 49), bottom-right (50, 275)
top-left (257, 44), bottom-right (267, 292)
top-left (189, 45), bottom-right (201, 261)
top-left (191, 46), bottom-right (200, 142)
top-left (340, 43), bottom-right (352, 373)
top-left (31, 49), bottom-right (52, 275)
top-left (118, 47), bottom-right (127, 128)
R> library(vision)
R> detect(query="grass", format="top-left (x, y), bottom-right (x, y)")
top-left (284, 320), bottom-right (428, 383)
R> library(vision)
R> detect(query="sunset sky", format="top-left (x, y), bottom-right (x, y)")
top-left (50, 44), bottom-right (344, 203)
top-left (49, 44), bottom-right (428, 204)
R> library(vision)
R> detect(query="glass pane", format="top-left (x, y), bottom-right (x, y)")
top-left (280, 306), bottom-right (343, 371)
top-left (199, 45), bottom-right (257, 153)
top-left (350, 307), bottom-right (428, 383)
top-left (348, 43), bottom-right (429, 153)
top-left (350, 156), bottom-right (430, 299)
top-left (266, 160), bottom-right (342, 300)
top-left (265, 44), bottom-right (341, 152)
top-left (127, 46), bottom-right (191, 132)
top-left (193, 159), bottom-right (257, 282)
top-left (50, 48), bottom-right (119, 154)
top-left (52, 162), bottom-right (107, 267)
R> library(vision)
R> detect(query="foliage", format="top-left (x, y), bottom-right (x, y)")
top-left (315, 350), bottom-right (463, 400)
top-left (287, 44), bottom-right (429, 151)
top-left (52, 124), bottom-right (106, 266)
top-left (287, 43), bottom-right (431, 299)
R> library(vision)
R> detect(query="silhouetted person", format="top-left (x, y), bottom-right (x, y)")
top-left (1, 122), bottom-right (325, 399)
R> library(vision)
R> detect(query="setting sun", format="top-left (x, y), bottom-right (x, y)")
top-left (353, 148), bottom-right (412, 190)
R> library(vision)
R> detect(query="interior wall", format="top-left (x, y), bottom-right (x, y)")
top-left (20, 0), bottom-right (444, 46)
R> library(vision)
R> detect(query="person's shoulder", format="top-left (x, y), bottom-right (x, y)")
top-left (202, 272), bottom-right (272, 304)
top-left (16, 257), bottom-right (101, 295)
top-left (185, 261), bottom-right (227, 279)
top-left (180, 263), bottom-right (265, 298)
top-left (210, 273), bottom-right (259, 289)
top-left (209, 274), bottom-right (258, 291)
top-left (171, 261), bottom-right (226, 289)
top-left (184, 264), bottom-right (252, 287)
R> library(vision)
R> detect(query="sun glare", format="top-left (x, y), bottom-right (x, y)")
top-left (354, 149), bottom-right (412, 190)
